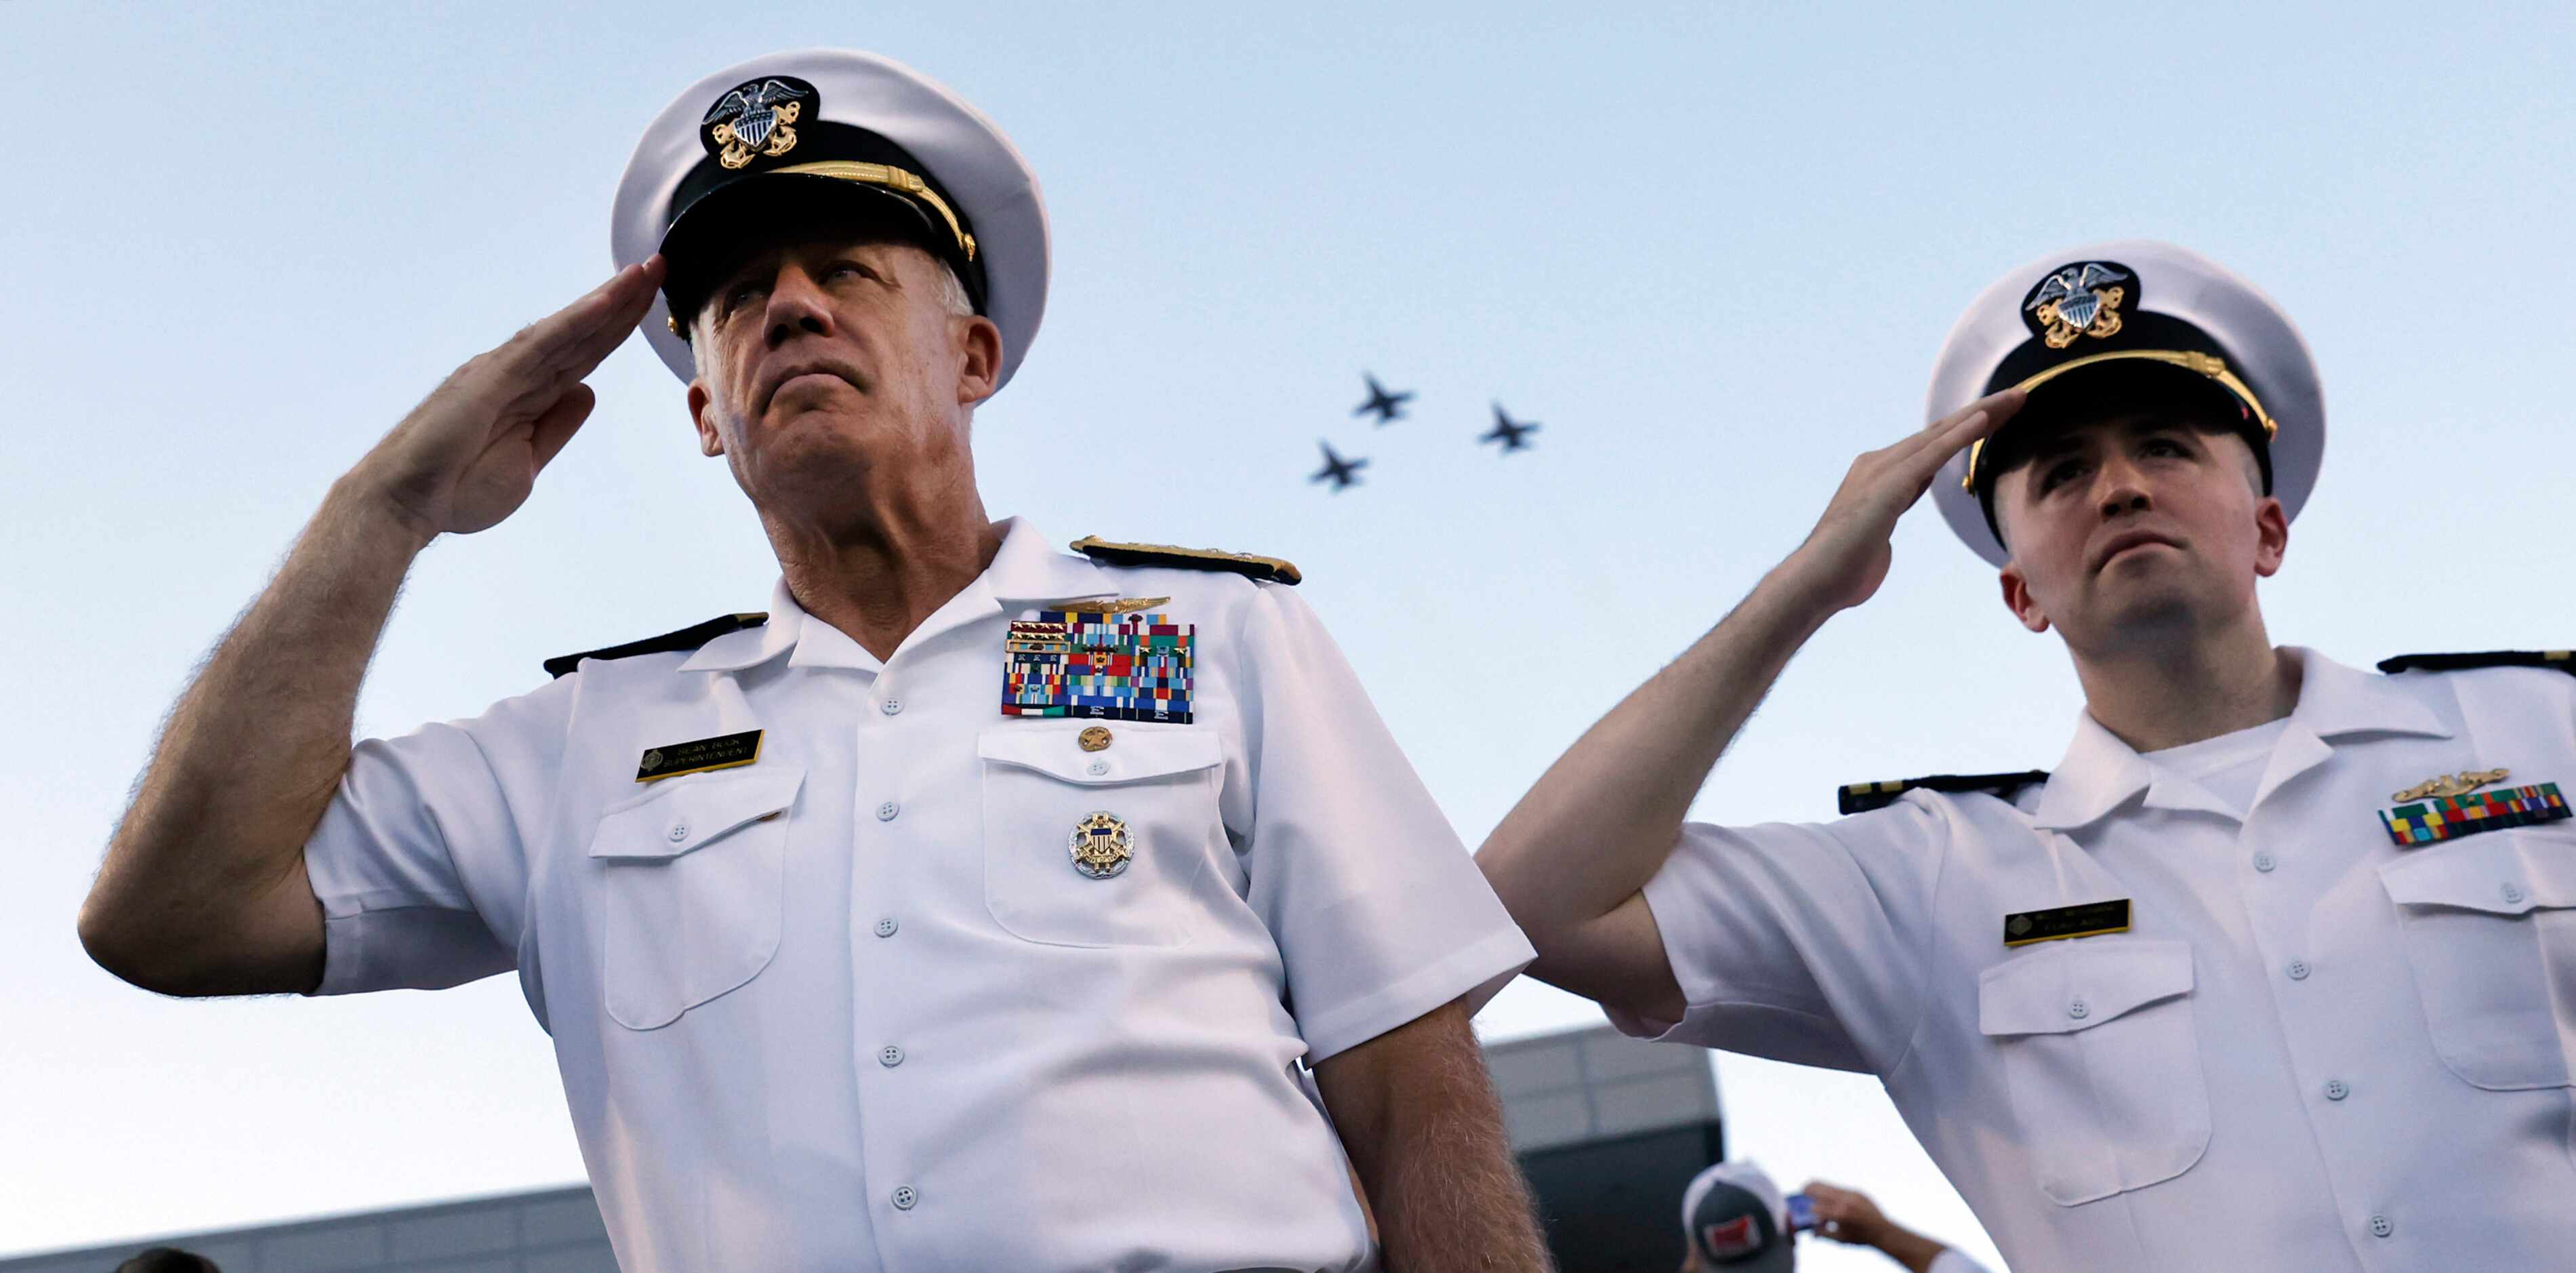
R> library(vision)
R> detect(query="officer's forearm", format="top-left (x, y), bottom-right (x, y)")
top-left (81, 479), bottom-right (435, 996)
top-left (1315, 1001), bottom-right (1553, 1272)
top-left (1869, 1226), bottom-right (1949, 1273)
top-left (1477, 561), bottom-right (1838, 958)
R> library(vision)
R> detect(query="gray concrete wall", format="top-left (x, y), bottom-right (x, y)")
top-left (0, 1187), bottom-right (613, 1273)
top-left (1486, 1022), bottom-right (1722, 1153)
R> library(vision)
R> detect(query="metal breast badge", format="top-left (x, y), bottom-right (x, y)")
top-left (1069, 811), bottom-right (1133, 879)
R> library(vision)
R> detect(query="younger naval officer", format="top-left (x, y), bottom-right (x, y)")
top-left (79, 49), bottom-right (1549, 1272)
top-left (1476, 240), bottom-right (2576, 1270)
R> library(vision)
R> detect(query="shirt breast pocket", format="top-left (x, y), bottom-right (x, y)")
top-left (586, 766), bottom-right (804, 1030)
top-left (977, 727), bottom-right (1226, 948)
top-left (2378, 831), bottom-right (2576, 1091)
top-left (1978, 938), bottom-right (2210, 1206)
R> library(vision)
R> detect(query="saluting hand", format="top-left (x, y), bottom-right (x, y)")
top-left (1780, 388), bottom-right (2024, 613)
top-left (350, 256), bottom-right (667, 539)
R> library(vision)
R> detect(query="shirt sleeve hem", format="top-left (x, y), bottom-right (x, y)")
top-left (1296, 926), bottom-right (1536, 1064)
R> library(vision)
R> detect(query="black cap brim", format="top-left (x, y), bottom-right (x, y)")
top-left (657, 173), bottom-right (977, 334)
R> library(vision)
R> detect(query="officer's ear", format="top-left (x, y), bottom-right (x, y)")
top-left (954, 312), bottom-right (1002, 407)
top-left (2253, 494), bottom-right (2287, 578)
top-left (1999, 563), bottom-right (2051, 634)
top-left (687, 380), bottom-right (727, 458)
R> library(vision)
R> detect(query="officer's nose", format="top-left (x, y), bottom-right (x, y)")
top-left (2094, 456), bottom-right (2153, 521)
top-left (762, 267), bottom-right (835, 348)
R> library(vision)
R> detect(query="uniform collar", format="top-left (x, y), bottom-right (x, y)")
top-left (2031, 646), bottom-right (2453, 831)
top-left (674, 518), bottom-right (1116, 675)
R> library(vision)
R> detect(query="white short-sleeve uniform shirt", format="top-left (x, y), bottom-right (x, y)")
top-left (302, 517), bottom-right (1534, 1272)
top-left (1621, 648), bottom-right (2576, 1272)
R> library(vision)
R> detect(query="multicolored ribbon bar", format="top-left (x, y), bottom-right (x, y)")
top-left (2379, 782), bottom-right (2569, 847)
top-left (1002, 607), bottom-right (1195, 723)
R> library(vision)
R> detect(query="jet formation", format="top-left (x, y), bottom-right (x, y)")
top-left (1312, 374), bottom-right (1540, 491)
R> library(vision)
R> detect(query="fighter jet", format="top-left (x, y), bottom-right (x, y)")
top-left (1309, 440), bottom-right (1368, 491)
top-left (1352, 373), bottom-right (1412, 425)
top-left (1479, 403), bottom-right (1540, 453)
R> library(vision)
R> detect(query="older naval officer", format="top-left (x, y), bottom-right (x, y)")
top-left (1477, 241), bottom-right (2576, 1270)
top-left (80, 49), bottom-right (1548, 1272)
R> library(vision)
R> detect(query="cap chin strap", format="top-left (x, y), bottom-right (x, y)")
top-left (1961, 348), bottom-right (2278, 491)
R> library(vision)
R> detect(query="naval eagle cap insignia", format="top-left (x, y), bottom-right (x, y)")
top-left (2024, 260), bottom-right (2133, 350)
top-left (701, 75), bottom-right (818, 170)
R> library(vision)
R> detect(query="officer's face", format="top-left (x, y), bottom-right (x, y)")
top-left (1992, 414), bottom-right (2287, 651)
top-left (682, 233), bottom-right (1002, 523)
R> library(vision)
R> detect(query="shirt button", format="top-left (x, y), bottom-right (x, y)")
top-left (1087, 759), bottom-right (1110, 776)
top-left (892, 1186), bottom-right (918, 1211)
top-left (879, 1045), bottom-right (904, 1068)
top-left (876, 801), bottom-right (899, 822)
top-left (2253, 851), bottom-right (2277, 872)
top-left (2287, 959), bottom-right (2312, 981)
top-left (667, 823), bottom-right (690, 843)
top-left (2369, 1213), bottom-right (2393, 1238)
top-left (2068, 999), bottom-right (2089, 1020)
top-left (2325, 1078), bottom-right (2350, 1102)
top-left (2503, 882), bottom-right (2527, 904)
top-left (880, 698), bottom-right (903, 716)
top-left (874, 917), bottom-right (899, 938)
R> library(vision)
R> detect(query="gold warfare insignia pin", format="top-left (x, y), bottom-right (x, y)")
top-left (2391, 767), bottom-right (2511, 803)
top-left (2024, 262), bottom-right (2131, 350)
top-left (2002, 898), bottom-right (2132, 948)
top-left (635, 729), bottom-right (762, 782)
top-left (700, 76), bottom-right (817, 170)
top-left (1069, 811), bottom-right (1133, 879)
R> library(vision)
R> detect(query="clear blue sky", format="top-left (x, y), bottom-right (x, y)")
top-left (7, 2), bottom-right (2573, 1265)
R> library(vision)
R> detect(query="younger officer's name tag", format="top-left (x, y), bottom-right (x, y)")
top-left (636, 730), bottom-right (762, 782)
top-left (2003, 899), bottom-right (2132, 948)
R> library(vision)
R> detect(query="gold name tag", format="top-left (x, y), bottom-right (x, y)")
top-left (2003, 898), bottom-right (2131, 947)
top-left (636, 730), bottom-right (762, 782)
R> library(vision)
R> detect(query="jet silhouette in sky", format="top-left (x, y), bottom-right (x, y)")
top-left (1479, 403), bottom-right (1540, 453)
top-left (1309, 441), bottom-right (1368, 491)
top-left (1352, 373), bottom-right (1412, 425)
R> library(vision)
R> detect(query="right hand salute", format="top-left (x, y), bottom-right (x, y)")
top-left (1784, 388), bottom-right (2023, 613)
top-left (353, 256), bottom-right (666, 539)
top-left (1475, 386), bottom-right (2023, 1021)
top-left (81, 256), bottom-right (664, 997)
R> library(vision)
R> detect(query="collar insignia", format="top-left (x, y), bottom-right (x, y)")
top-left (2024, 261), bottom-right (2132, 349)
top-left (701, 76), bottom-right (817, 170)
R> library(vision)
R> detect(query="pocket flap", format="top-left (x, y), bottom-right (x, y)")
top-left (1980, 938), bottom-right (2194, 1037)
top-left (2380, 831), bottom-right (2576, 916)
top-left (588, 767), bottom-right (806, 860)
top-left (977, 727), bottom-right (1222, 785)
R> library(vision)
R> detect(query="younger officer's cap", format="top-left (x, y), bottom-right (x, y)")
top-left (612, 49), bottom-right (1050, 391)
top-left (1681, 1160), bottom-right (1795, 1272)
top-left (1925, 241), bottom-right (2324, 567)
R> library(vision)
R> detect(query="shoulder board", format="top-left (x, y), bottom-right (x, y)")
top-left (2377, 649), bottom-right (2573, 676)
top-left (543, 613), bottom-right (768, 679)
top-left (1838, 769), bottom-right (2051, 817)
top-left (1071, 536), bottom-right (1302, 586)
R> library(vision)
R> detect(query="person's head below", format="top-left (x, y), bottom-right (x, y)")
top-left (1680, 1159), bottom-right (1796, 1272)
top-left (1978, 362), bottom-right (2287, 664)
top-left (114, 1248), bottom-right (220, 1273)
